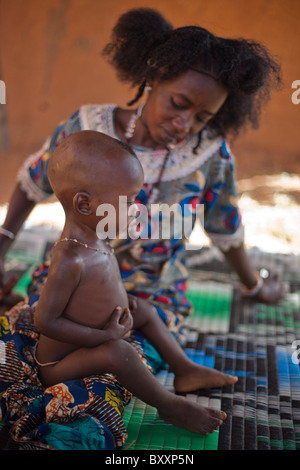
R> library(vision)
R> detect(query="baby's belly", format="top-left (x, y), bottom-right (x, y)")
top-left (64, 285), bottom-right (129, 329)
top-left (37, 279), bottom-right (129, 363)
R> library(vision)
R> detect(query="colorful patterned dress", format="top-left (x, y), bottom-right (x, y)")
top-left (0, 104), bottom-right (244, 449)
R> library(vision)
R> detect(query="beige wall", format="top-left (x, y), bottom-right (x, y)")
top-left (0, 0), bottom-right (299, 203)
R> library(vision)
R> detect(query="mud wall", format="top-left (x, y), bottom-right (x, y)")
top-left (0, 0), bottom-right (299, 203)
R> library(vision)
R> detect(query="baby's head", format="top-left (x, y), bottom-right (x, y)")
top-left (48, 130), bottom-right (144, 236)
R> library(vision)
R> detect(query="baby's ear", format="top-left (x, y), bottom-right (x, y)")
top-left (73, 192), bottom-right (92, 216)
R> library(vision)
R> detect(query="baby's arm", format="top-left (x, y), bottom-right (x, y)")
top-left (34, 248), bottom-right (132, 346)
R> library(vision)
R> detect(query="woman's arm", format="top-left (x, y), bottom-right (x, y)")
top-left (203, 144), bottom-right (286, 304)
top-left (0, 183), bottom-right (36, 296)
top-left (221, 243), bottom-right (257, 288)
top-left (0, 183), bottom-right (35, 257)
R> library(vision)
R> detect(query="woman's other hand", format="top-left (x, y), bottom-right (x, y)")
top-left (252, 270), bottom-right (289, 305)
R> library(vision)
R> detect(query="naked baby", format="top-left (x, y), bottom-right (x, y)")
top-left (34, 130), bottom-right (236, 435)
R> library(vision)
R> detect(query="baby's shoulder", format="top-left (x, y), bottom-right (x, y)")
top-left (50, 242), bottom-right (84, 276)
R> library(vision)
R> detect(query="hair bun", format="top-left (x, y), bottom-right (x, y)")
top-left (103, 8), bottom-right (173, 85)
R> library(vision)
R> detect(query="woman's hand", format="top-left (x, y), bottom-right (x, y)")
top-left (0, 258), bottom-right (23, 312)
top-left (222, 244), bottom-right (288, 306)
top-left (0, 256), bottom-right (7, 296)
top-left (0, 274), bottom-right (19, 301)
top-left (251, 271), bottom-right (289, 305)
top-left (103, 306), bottom-right (133, 340)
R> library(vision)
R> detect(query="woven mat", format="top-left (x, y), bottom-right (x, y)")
top-left (123, 248), bottom-right (300, 450)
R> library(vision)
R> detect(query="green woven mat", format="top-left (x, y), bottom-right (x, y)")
top-left (185, 281), bottom-right (233, 333)
top-left (123, 370), bottom-right (220, 450)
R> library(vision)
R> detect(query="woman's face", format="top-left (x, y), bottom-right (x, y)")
top-left (142, 70), bottom-right (228, 147)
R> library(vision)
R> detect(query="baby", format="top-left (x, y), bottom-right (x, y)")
top-left (34, 130), bottom-right (236, 435)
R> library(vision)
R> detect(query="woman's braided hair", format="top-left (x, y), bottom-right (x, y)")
top-left (103, 8), bottom-right (282, 141)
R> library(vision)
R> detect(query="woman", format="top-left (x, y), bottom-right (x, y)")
top-left (0, 8), bottom-right (285, 449)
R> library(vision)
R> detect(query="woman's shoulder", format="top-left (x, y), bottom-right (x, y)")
top-left (198, 136), bottom-right (236, 170)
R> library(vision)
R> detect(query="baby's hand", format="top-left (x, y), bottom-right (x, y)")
top-left (104, 306), bottom-right (133, 340)
top-left (127, 294), bottom-right (137, 313)
top-left (119, 307), bottom-right (134, 339)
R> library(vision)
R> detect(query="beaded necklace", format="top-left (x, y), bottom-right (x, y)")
top-left (54, 237), bottom-right (114, 255)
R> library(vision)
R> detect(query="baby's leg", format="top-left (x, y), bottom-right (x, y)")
top-left (132, 298), bottom-right (238, 392)
top-left (37, 339), bottom-right (226, 435)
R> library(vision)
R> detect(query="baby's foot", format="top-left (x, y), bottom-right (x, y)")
top-left (174, 363), bottom-right (237, 393)
top-left (158, 396), bottom-right (226, 435)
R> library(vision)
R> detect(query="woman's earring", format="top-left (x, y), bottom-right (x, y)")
top-left (145, 83), bottom-right (152, 94)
